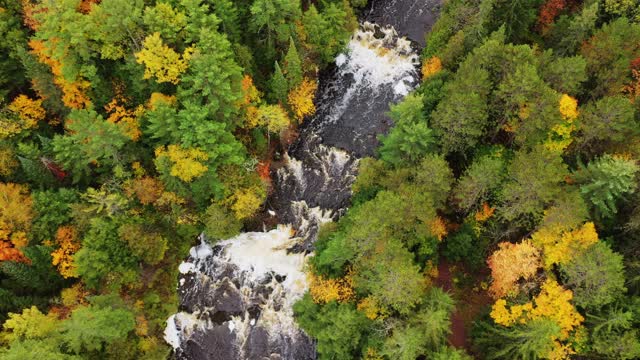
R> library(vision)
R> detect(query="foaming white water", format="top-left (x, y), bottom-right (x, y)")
top-left (278, 154), bottom-right (306, 192)
top-left (291, 201), bottom-right (334, 239)
top-left (217, 225), bottom-right (308, 295)
top-left (317, 144), bottom-right (355, 180)
top-left (325, 22), bottom-right (419, 124)
top-left (164, 312), bottom-right (203, 348)
top-left (165, 226), bottom-right (312, 355)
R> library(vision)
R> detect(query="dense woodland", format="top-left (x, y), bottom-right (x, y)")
top-left (1, 0), bottom-right (640, 359)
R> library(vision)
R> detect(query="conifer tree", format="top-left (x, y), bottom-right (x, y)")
top-left (283, 37), bottom-right (303, 89)
top-left (270, 61), bottom-right (288, 104)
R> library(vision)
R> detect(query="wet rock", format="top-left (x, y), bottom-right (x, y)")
top-left (177, 325), bottom-right (238, 360)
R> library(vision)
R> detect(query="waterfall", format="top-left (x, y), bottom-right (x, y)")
top-left (165, 21), bottom-right (423, 360)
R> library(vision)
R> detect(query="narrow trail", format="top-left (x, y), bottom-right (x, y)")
top-left (435, 258), bottom-right (467, 349)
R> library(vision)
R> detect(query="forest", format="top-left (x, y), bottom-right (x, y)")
top-left (1, 0), bottom-right (640, 359)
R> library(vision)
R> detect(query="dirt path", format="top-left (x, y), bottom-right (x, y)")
top-left (434, 259), bottom-right (468, 349)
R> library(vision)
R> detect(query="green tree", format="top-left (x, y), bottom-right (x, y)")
top-left (250, 0), bottom-right (301, 63)
top-left (0, 246), bottom-right (66, 323)
top-left (452, 153), bottom-right (506, 212)
top-left (52, 109), bottom-right (130, 183)
top-left (202, 204), bottom-right (242, 240)
top-left (499, 146), bottom-right (569, 222)
top-left (0, 2), bottom-right (28, 101)
top-left (177, 30), bottom-right (244, 123)
top-left (587, 304), bottom-right (640, 359)
top-left (61, 305), bottom-right (135, 354)
top-left (581, 18), bottom-right (640, 98)
top-left (561, 242), bottom-right (626, 309)
top-left (118, 222), bottom-right (167, 265)
top-left (547, 2), bottom-right (599, 56)
top-left (0, 339), bottom-right (79, 360)
top-left (574, 154), bottom-right (639, 218)
top-left (474, 318), bottom-right (562, 360)
top-left (301, 3), bottom-right (355, 66)
top-left (74, 219), bottom-right (138, 289)
top-left (283, 37), bottom-right (303, 89)
top-left (494, 63), bottom-right (561, 148)
top-left (269, 61), bottom-right (288, 104)
top-left (213, 0), bottom-right (242, 43)
top-left (489, 0), bottom-right (544, 43)
top-left (431, 61), bottom-right (491, 154)
top-left (378, 122), bottom-right (435, 167)
top-left (31, 189), bottom-right (80, 244)
top-left (431, 346), bottom-right (473, 360)
top-left (382, 287), bottom-right (455, 359)
top-left (142, 2), bottom-right (188, 44)
top-left (353, 239), bottom-right (426, 315)
top-left (540, 54), bottom-right (587, 95)
top-left (575, 96), bottom-right (638, 155)
top-left (293, 294), bottom-right (371, 360)
top-left (378, 93), bottom-right (436, 166)
top-left (85, 0), bottom-right (145, 60)
top-left (442, 222), bottom-right (487, 269)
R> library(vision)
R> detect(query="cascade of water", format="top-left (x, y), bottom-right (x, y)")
top-left (165, 21), bottom-right (424, 360)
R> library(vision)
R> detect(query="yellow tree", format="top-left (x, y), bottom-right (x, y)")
top-left (135, 32), bottom-right (193, 84)
top-left (51, 226), bottom-right (80, 278)
top-left (531, 222), bottom-right (598, 268)
top-left (308, 271), bottom-right (355, 304)
top-left (104, 97), bottom-right (144, 141)
top-left (1, 95), bottom-right (46, 138)
top-left (421, 56), bottom-right (442, 80)
top-left (288, 78), bottom-right (317, 122)
top-left (487, 240), bottom-right (542, 299)
top-left (0, 183), bottom-right (33, 249)
top-left (253, 104), bottom-right (291, 134)
top-left (0, 145), bottom-right (19, 177)
top-left (239, 75), bottom-right (261, 117)
top-left (1, 306), bottom-right (60, 342)
top-left (490, 279), bottom-right (584, 359)
top-left (154, 144), bottom-right (209, 182)
top-left (545, 94), bottom-right (579, 152)
top-left (146, 92), bottom-right (176, 110)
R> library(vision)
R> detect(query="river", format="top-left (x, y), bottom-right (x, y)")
top-left (165, 1), bottom-right (441, 358)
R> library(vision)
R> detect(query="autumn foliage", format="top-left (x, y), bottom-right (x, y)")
top-left (0, 183), bottom-right (33, 263)
top-left (531, 222), bottom-right (598, 268)
top-left (421, 56), bottom-right (443, 80)
top-left (155, 144), bottom-right (209, 182)
top-left (488, 240), bottom-right (541, 299)
top-left (104, 97), bottom-right (144, 141)
top-left (51, 226), bottom-right (80, 278)
top-left (538, 0), bottom-right (568, 32)
top-left (308, 271), bottom-right (355, 304)
top-left (428, 216), bottom-right (448, 241)
top-left (475, 202), bottom-right (495, 222)
top-left (491, 279), bottom-right (584, 358)
top-left (288, 78), bottom-right (317, 122)
top-left (125, 177), bottom-right (165, 205)
top-left (28, 39), bottom-right (92, 109)
top-left (357, 296), bottom-right (388, 320)
top-left (135, 32), bottom-right (193, 84)
top-left (546, 94), bottom-right (579, 151)
top-left (1, 95), bottom-right (45, 138)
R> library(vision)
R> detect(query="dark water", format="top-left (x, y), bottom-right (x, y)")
top-left (166, 1), bottom-right (441, 359)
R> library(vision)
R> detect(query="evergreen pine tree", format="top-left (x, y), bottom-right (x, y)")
top-left (283, 37), bottom-right (303, 89)
top-left (270, 61), bottom-right (288, 104)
